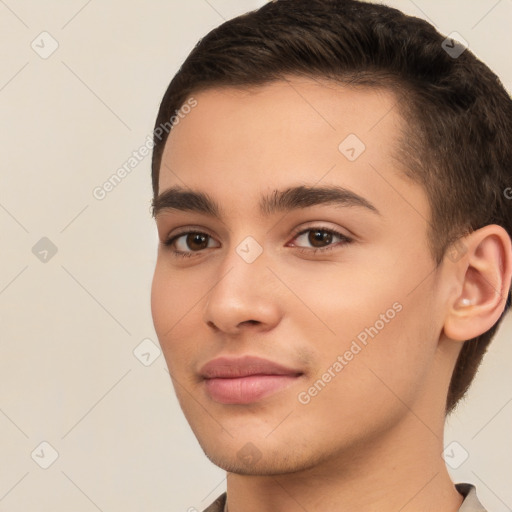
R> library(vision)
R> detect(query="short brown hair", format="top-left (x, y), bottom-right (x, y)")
top-left (151, 0), bottom-right (512, 413)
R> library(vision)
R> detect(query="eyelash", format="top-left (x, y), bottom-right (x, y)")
top-left (163, 226), bottom-right (353, 259)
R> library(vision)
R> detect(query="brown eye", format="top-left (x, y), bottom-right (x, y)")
top-left (290, 227), bottom-right (351, 252)
top-left (185, 233), bottom-right (209, 251)
top-left (308, 229), bottom-right (334, 248)
top-left (164, 230), bottom-right (220, 258)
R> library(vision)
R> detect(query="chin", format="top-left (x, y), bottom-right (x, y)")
top-left (198, 434), bottom-right (328, 477)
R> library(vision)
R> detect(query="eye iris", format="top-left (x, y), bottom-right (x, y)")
top-left (187, 233), bottom-right (208, 250)
top-left (309, 230), bottom-right (332, 247)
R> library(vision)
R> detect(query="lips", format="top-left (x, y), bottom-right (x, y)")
top-left (199, 355), bottom-right (304, 404)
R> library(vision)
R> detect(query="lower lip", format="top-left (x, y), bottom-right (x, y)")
top-left (204, 374), bottom-right (301, 404)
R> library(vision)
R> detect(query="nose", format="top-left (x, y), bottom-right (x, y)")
top-left (202, 246), bottom-right (282, 335)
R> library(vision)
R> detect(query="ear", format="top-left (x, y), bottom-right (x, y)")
top-left (443, 224), bottom-right (512, 342)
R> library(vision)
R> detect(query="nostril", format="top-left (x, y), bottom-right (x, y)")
top-left (207, 320), bottom-right (220, 331)
top-left (241, 320), bottom-right (259, 326)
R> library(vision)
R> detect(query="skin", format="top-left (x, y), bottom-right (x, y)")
top-left (151, 77), bottom-right (512, 512)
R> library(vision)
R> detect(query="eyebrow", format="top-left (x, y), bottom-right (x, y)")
top-left (152, 184), bottom-right (380, 218)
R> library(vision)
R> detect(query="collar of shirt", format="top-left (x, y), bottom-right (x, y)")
top-left (202, 482), bottom-right (488, 512)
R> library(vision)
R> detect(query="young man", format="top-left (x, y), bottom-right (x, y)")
top-left (150, 1), bottom-right (512, 511)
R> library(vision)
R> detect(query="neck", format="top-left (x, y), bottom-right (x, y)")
top-left (224, 412), bottom-right (462, 512)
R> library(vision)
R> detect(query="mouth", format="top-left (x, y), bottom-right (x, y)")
top-left (199, 355), bottom-right (304, 405)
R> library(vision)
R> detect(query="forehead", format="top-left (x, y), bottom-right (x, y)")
top-left (158, 77), bottom-right (424, 220)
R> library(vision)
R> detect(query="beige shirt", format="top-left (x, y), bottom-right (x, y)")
top-left (202, 483), bottom-right (487, 512)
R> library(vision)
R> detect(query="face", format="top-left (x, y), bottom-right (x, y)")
top-left (151, 77), bottom-right (452, 475)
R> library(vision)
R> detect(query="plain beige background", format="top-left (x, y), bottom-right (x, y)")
top-left (1, 1), bottom-right (511, 511)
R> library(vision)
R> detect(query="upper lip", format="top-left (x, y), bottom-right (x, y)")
top-left (199, 355), bottom-right (303, 379)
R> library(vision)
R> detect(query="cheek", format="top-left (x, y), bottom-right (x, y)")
top-left (296, 259), bottom-right (437, 388)
top-left (150, 262), bottom-right (208, 373)
top-left (287, 263), bottom-right (403, 342)
top-left (150, 261), bottom-right (202, 334)
top-left (150, 264), bottom-right (176, 336)
top-left (294, 300), bottom-right (435, 435)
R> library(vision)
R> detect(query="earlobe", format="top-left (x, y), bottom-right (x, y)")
top-left (443, 224), bottom-right (512, 342)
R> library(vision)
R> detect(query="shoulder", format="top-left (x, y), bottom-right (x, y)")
top-left (201, 485), bottom-right (487, 512)
top-left (456, 483), bottom-right (488, 512)
top-left (202, 492), bottom-right (227, 512)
